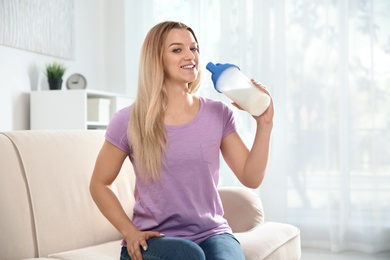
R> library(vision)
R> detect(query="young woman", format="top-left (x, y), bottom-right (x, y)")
top-left (90, 21), bottom-right (274, 260)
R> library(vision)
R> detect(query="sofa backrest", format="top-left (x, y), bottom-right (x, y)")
top-left (0, 131), bottom-right (135, 259)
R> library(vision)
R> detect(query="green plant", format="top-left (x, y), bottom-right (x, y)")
top-left (45, 61), bottom-right (66, 80)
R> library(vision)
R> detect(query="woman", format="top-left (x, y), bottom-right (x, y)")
top-left (90, 21), bottom-right (274, 260)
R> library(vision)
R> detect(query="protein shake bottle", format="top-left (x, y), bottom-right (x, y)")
top-left (206, 62), bottom-right (270, 116)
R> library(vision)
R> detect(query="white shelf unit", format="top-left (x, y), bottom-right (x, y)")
top-left (30, 89), bottom-right (134, 130)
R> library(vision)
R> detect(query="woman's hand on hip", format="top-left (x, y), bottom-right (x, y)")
top-left (125, 229), bottom-right (164, 260)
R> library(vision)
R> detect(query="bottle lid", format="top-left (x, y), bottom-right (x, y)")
top-left (206, 62), bottom-right (240, 93)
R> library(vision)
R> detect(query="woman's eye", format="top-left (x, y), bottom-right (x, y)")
top-left (172, 47), bottom-right (198, 53)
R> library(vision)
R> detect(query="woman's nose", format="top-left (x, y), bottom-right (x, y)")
top-left (184, 49), bottom-right (195, 60)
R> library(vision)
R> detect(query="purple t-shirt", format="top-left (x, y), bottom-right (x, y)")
top-left (105, 96), bottom-right (237, 244)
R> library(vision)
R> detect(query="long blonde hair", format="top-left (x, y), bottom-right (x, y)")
top-left (128, 21), bottom-right (202, 181)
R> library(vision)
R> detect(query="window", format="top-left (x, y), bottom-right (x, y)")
top-left (128, 0), bottom-right (390, 253)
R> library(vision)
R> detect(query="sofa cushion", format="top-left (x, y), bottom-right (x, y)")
top-left (0, 133), bottom-right (37, 259)
top-left (45, 224), bottom-right (301, 260)
top-left (22, 258), bottom-right (60, 260)
top-left (48, 240), bottom-right (122, 260)
top-left (3, 131), bottom-right (135, 257)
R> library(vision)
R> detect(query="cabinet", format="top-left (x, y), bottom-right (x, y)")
top-left (30, 89), bottom-right (134, 130)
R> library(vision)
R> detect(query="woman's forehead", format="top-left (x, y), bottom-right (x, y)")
top-left (165, 29), bottom-right (197, 46)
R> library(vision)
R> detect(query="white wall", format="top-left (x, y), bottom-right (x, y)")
top-left (0, 0), bottom-right (129, 131)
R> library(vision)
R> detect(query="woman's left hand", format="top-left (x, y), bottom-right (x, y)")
top-left (251, 79), bottom-right (274, 126)
top-left (232, 79), bottom-right (274, 126)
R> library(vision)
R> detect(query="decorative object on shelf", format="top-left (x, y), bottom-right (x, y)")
top-left (66, 73), bottom-right (87, 89)
top-left (45, 61), bottom-right (67, 90)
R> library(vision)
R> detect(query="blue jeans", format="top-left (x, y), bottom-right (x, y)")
top-left (120, 233), bottom-right (245, 260)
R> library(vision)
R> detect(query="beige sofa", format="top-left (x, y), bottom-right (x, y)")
top-left (0, 130), bottom-right (301, 260)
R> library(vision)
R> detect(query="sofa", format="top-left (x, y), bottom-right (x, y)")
top-left (0, 130), bottom-right (301, 260)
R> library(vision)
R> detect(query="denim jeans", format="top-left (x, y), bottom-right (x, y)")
top-left (120, 233), bottom-right (245, 260)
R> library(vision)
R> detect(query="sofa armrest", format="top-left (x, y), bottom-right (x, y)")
top-left (234, 222), bottom-right (301, 260)
top-left (218, 187), bottom-right (264, 232)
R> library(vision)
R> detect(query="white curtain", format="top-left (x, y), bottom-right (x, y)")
top-left (128, 0), bottom-right (390, 254)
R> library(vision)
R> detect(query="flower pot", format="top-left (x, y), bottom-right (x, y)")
top-left (48, 79), bottom-right (63, 90)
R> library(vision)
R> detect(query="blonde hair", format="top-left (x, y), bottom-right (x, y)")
top-left (128, 21), bottom-right (202, 181)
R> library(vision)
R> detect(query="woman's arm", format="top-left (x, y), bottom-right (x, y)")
top-left (89, 140), bottom-right (135, 237)
top-left (89, 140), bottom-right (162, 260)
top-left (221, 80), bottom-right (274, 189)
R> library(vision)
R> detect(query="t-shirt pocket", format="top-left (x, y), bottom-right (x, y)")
top-left (201, 141), bottom-right (220, 164)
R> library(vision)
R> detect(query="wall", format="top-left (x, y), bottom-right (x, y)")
top-left (0, 0), bottom-right (129, 131)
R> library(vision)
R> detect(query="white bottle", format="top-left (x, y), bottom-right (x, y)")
top-left (206, 62), bottom-right (270, 116)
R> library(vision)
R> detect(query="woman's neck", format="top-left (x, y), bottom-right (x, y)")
top-left (164, 85), bottom-right (199, 126)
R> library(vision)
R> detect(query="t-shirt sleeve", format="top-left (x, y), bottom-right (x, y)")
top-left (105, 106), bottom-right (131, 153)
top-left (222, 103), bottom-right (237, 139)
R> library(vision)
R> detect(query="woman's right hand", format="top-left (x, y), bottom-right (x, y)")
top-left (125, 228), bottom-right (164, 260)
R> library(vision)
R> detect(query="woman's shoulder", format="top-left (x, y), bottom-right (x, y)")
top-left (199, 96), bottom-right (227, 107)
top-left (106, 105), bottom-right (132, 134)
top-left (114, 105), bottom-right (132, 119)
top-left (199, 96), bottom-right (231, 113)
top-left (105, 105), bottom-right (132, 153)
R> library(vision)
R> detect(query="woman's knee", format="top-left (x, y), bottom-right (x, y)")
top-left (199, 233), bottom-right (245, 260)
top-left (144, 237), bottom-right (205, 260)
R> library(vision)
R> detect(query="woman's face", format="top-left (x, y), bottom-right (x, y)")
top-left (162, 28), bottom-right (199, 86)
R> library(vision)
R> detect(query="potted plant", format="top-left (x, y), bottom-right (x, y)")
top-left (45, 61), bottom-right (66, 90)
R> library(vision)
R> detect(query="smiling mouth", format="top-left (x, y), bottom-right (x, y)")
top-left (181, 65), bottom-right (195, 69)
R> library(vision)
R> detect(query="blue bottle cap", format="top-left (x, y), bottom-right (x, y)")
top-left (206, 62), bottom-right (240, 93)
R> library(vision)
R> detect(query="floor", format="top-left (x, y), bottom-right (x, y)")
top-left (301, 248), bottom-right (390, 260)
